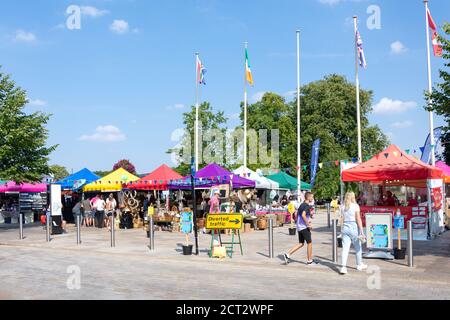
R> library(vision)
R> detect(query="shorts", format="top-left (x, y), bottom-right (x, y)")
top-left (298, 228), bottom-right (312, 244)
top-left (106, 211), bottom-right (113, 217)
top-left (83, 211), bottom-right (92, 218)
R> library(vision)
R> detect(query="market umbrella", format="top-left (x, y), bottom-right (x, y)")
top-left (130, 164), bottom-right (183, 190)
top-left (0, 182), bottom-right (47, 193)
top-left (233, 166), bottom-right (279, 189)
top-left (266, 172), bottom-right (311, 190)
top-left (83, 168), bottom-right (139, 192)
top-left (436, 161), bottom-right (450, 184)
top-left (56, 168), bottom-right (100, 190)
top-left (169, 163), bottom-right (255, 190)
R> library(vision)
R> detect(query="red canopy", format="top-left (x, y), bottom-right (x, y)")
top-left (129, 164), bottom-right (183, 190)
top-left (342, 145), bottom-right (443, 183)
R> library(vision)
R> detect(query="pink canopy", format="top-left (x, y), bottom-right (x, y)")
top-left (0, 181), bottom-right (47, 193)
top-left (436, 161), bottom-right (450, 183)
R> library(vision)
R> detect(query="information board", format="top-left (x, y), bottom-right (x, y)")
top-left (366, 213), bottom-right (393, 250)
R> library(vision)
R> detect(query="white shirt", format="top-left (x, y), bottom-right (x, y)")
top-left (106, 198), bottom-right (117, 211)
top-left (96, 200), bottom-right (106, 211)
top-left (341, 203), bottom-right (360, 223)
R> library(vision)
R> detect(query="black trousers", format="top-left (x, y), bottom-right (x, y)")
top-left (96, 210), bottom-right (105, 228)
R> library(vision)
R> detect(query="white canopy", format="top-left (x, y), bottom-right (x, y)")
top-left (233, 166), bottom-right (279, 190)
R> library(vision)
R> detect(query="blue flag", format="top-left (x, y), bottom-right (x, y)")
top-left (420, 127), bottom-right (443, 164)
top-left (310, 139), bottom-right (321, 188)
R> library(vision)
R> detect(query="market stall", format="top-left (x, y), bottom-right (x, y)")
top-left (342, 144), bottom-right (445, 239)
top-left (57, 168), bottom-right (100, 191)
top-left (266, 171), bottom-right (311, 191)
top-left (128, 164), bottom-right (183, 191)
top-left (233, 166), bottom-right (279, 190)
top-left (436, 161), bottom-right (450, 184)
top-left (83, 168), bottom-right (139, 193)
top-left (169, 163), bottom-right (256, 190)
top-left (0, 182), bottom-right (48, 224)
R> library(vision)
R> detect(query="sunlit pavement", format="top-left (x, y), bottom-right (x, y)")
top-left (0, 210), bottom-right (449, 300)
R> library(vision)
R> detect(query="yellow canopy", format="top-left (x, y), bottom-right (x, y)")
top-left (83, 168), bottom-right (139, 192)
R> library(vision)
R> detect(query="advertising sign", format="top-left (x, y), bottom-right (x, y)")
top-left (206, 214), bottom-right (243, 230)
top-left (50, 184), bottom-right (62, 217)
top-left (180, 211), bottom-right (193, 234)
top-left (366, 213), bottom-right (393, 250)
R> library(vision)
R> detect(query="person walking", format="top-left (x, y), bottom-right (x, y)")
top-left (339, 192), bottom-right (368, 275)
top-left (95, 195), bottom-right (106, 229)
top-left (283, 192), bottom-right (318, 266)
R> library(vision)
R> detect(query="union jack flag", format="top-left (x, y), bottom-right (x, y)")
top-left (356, 31), bottom-right (367, 69)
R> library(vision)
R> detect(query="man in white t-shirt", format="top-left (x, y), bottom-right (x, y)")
top-left (95, 194), bottom-right (106, 229)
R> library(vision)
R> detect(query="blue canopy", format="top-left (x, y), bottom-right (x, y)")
top-left (57, 168), bottom-right (100, 190)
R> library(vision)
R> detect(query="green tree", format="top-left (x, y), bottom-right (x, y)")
top-left (93, 171), bottom-right (112, 178)
top-left (50, 165), bottom-right (69, 181)
top-left (0, 70), bottom-right (57, 182)
top-left (167, 102), bottom-right (227, 176)
top-left (244, 75), bottom-right (389, 199)
top-left (427, 23), bottom-right (450, 164)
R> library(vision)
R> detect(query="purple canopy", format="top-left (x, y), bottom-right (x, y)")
top-left (168, 163), bottom-right (255, 190)
top-left (0, 181), bottom-right (47, 193)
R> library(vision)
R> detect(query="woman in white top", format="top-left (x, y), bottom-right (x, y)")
top-left (339, 192), bottom-right (367, 274)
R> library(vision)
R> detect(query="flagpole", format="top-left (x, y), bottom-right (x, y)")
top-left (195, 52), bottom-right (200, 172)
top-left (296, 30), bottom-right (302, 200)
top-left (424, 0), bottom-right (436, 166)
top-left (353, 16), bottom-right (363, 163)
top-left (244, 41), bottom-right (248, 171)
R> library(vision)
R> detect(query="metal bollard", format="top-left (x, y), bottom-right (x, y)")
top-left (76, 215), bottom-right (81, 245)
top-left (332, 219), bottom-right (337, 264)
top-left (46, 215), bottom-right (51, 242)
top-left (110, 215), bottom-right (115, 248)
top-left (326, 203), bottom-right (331, 229)
top-left (407, 221), bottom-right (414, 268)
top-left (148, 216), bottom-right (154, 251)
top-left (268, 218), bottom-right (274, 258)
top-left (19, 213), bottom-right (24, 240)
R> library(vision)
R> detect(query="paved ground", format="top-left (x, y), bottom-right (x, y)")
top-left (0, 210), bottom-right (449, 300)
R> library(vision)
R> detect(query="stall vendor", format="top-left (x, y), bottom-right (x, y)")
top-left (384, 191), bottom-right (396, 206)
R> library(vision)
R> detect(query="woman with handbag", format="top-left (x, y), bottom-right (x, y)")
top-left (339, 192), bottom-right (368, 275)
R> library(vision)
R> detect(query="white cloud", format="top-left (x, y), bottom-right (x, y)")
top-left (81, 6), bottom-right (109, 18)
top-left (28, 99), bottom-right (48, 107)
top-left (110, 20), bottom-right (129, 34)
top-left (14, 30), bottom-right (37, 43)
top-left (79, 125), bottom-right (126, 142)
top-left (250, 91), bottom-right (266, 103)
top-left (373, 98), bottom-right (417, 114)
top-left (390, 41), bottom-right (408, 54)
top-left (166, 104), bottom-right (186, 111)
top-left (391, 120), bottom-right (413, 129)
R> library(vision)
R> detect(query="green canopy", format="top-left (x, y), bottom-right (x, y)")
top-left (266, 172), bottom-right (311, 190)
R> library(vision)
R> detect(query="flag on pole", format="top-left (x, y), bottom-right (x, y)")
top-left (196, 56), bottom-right (207, 85)
top-left (427, 8), bottom-right (443, 57)
top-left (356, 30), bottom-right (367, 69)
top-left (245, 48), bottom-right (254, 86)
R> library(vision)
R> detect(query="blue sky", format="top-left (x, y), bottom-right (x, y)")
top-left (0, 0), bottom-right (448, 173)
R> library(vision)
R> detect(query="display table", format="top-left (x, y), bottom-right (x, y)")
top-left (360, 206), bottom-right (428, 230)
top-left (256, 211), bottom-right (291, 224)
